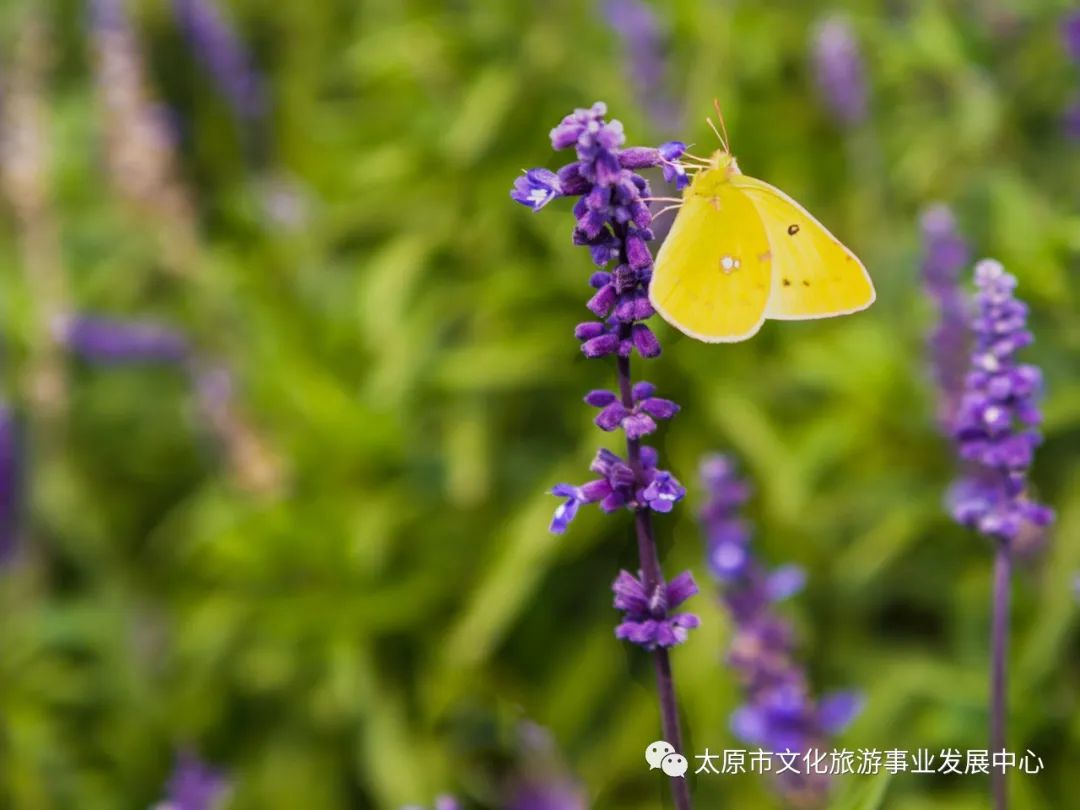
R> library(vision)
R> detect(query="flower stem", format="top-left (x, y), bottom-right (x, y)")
top-left (990, 540), bottom-right (1011, 810)
top-left (618, 353), bottom-right (692, 810)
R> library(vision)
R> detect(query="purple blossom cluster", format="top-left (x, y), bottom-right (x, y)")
top-left (811, 18), bottom-right (868, 128)
top-left (550, 445), bottom-right (684, 532)
top-left (612, 569), bottom-right (700, 650)
top-left (699, 454), bottom-right (861, 803)
top-left (920, 205), bottom-right (971, 432)
top-left (172, 0), bottom-right (267, 124)
top-left (153, 751), bottom-right (227, 810)
top-left (949, 261), bottom-right (1054, 544)
top-left (512, 103), bottom-right (697, 651)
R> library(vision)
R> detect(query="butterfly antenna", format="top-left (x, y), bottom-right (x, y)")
top-left (651, 203), bottom-right (683, 220)
top-left (712, 98), bottom-right (731, 153)
top-left (705, 116), bottom-right (724, 148)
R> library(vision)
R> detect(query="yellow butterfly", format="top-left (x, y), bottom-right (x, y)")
top-left (650, 133), bottom-right (875, 343)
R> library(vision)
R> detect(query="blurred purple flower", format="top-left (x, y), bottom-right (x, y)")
top-left (505, 724), bottom-right (587, 810)
top-left (0, 405), bottom-right (19, 565)
top-left (921, 205), bottom-right (971, 432)
top-left (699, 454), bottom-right (862, 802)
top-left (949, 261), bottom-right (1054, 544)
top-left (604, 0), bottom-right (681, 132)
top-left (1063, 11), bottom-right (1080, 62)
top-left (154, 750), bottom-right (226, 810)
top-left (613, 569), bottom-right (700, 650)
top-left (172, 0), bottom-right (267, 123)
top-left (87, 0), bottom-right (197, 264)
top-left (811, 18), bottom-right (868, 127)
top-left (1063, 100), bottom-right (1080, 141)
top-left (54, 314), bottom-right (190, 364)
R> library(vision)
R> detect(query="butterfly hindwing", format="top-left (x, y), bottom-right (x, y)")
top-left (650, 173), bottom-right (773, 342)
top-left (731, 174), bottom-right (875, 320)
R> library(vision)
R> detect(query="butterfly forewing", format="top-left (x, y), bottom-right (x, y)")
top-left (731, 174), bottom-right (875, 320)
top-left (650, 174), bottom-right (773, 342)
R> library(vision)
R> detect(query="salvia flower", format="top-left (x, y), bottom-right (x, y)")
top-left (613, 569), bottom-right (700, 649)
top-left (949, 260), bottom-right (1054, 543)
top-left (172, 0), bottom-right (267, 124)
top-left (700, 454), bottom-right (862, 803)
top-left (153, 750), bottom-right (227, 810)
top-left (54, 314), bottom-right (190, 364)
top-left (920, 205), bottom-right (971, 432)
top-left (549, 445), bottom-right (684, 534)
top-left (811, 17), bottom-right (868, 127)
top-left (585, 381), bottom-right (678, 438)
top-left (511, 168), bottom-right (563, 211)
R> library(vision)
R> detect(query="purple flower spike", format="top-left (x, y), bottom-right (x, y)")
top-left (55, 314), bottom-right (190, 364)
top-left (811, 18), bottom-right (868, 127)
top-left (949, 260), bottom-right (1054, 545)
top-left (1063, 11), bottom-right (1080, 62)
top-left (173, 0), bottom-right (267, 124)
top-left (157, 750), bottom-right (227, 810)
top-left (511, 168), bottom-right (563, 211)
top-left (700, 453), bottom-right (863, 803)
top-left (613, 569), bottom-right (700, 650)
top-left (921, 204), bottom-right (971, 432)
top-left (0, 405), bottom-right (19, 565)
top-left (514, 108), bottom-right (695, 805)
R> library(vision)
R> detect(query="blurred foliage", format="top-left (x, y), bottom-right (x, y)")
top-left (0, 0), bottom-right (1078, 808)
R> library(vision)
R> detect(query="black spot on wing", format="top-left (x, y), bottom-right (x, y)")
top-left (787, 224), bottom-right (800, 236)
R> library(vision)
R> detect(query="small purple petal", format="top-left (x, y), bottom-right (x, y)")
top-left (638, 397), bottom-right (679, 420)
top-left (631, 323), bottom-right (661, 357)
top-left (583, 389), bottom-right (617, 407)
top-left (618, 146), bottom-right (662, 168)
top-left (595, 402), bottom-right (630, 431)
top-left (582, 333), bottom-right (620, 358)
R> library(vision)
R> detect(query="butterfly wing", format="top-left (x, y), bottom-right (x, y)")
top-left (731, 174), bottom-right (875, 320)
top-left (649, 176), bottom-right (773, 343)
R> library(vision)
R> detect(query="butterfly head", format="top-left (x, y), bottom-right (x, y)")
top-left (710, 149), bottom-right (740, 175)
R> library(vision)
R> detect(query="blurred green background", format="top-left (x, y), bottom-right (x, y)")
top-left (0, 0), bottom-right (1078, 808)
